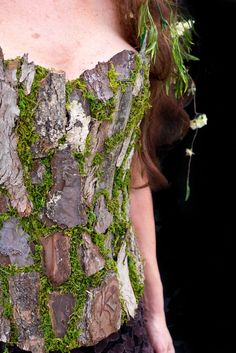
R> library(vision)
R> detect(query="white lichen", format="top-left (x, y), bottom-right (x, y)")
top-left (46, 192), bottom-right (62, 219)
top-left (132, 72), bottom-right (143, 97)
top-left (19, 54), bottom-right (35, 95)
top-left (123, 146), bottom-right (135, 171)
top-left (117, 241), bottom-right (137, 319)
top-left (66, 100), bottom-right (91, 151)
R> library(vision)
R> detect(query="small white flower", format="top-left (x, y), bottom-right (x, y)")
top-left (190, 114), bottom-right (208, 130)
top-left (186, 148), bottom-right (195, 157)
top-left (175, 20), bottom-right (194, 36)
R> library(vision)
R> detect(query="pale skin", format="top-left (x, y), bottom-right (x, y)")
top-left (0, 1), bottom-right (175, 352)
top-left (130, 154), bottom-right (175, 353)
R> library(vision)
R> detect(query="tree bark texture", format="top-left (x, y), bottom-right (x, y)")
top-left (0, 46), bottom-right (150, 352)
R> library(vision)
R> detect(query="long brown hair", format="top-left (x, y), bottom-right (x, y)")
top-left (116, 0), bottom-right (191, 190)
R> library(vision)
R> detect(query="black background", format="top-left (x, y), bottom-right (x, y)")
top-left (154, 1), bottom-right (235, 352)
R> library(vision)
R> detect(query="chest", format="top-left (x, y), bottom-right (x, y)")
top-left (0, 1), bottom-right (132, 80)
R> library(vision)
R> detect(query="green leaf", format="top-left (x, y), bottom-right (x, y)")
top-left (185, 54), bottom-right (200, 61)
top-left (138, 1), bottom-right (158, 62)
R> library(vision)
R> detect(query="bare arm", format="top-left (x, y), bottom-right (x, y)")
top-left (129, 152), bottom-right (175, 353)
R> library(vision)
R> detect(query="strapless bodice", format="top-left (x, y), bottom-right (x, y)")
top-left (0, 46), bottom-right (150, 352)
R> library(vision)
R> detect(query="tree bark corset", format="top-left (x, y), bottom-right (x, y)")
top-left (0, 46), bottom-right (151, 353)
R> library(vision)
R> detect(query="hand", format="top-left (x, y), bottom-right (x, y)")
top-left (144, 314), bottom-right (175, 353)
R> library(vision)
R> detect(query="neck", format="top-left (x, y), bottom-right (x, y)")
top-left (3, 0), bottom-right (117, 25)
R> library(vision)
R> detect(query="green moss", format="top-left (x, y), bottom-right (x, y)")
top-left (104, 131), bottom-right (125, 153)
top-left (0, 208), bottom-right (17, 229)
top-left (58, 135), bottom-right (67, 145)
top-left (0, 213), bottom-right (11, 229)
top-left (0, 267), bottom-right (13, 319)
top-left (120, 297), bottom-right (129, 325)
top-left (108, 54), bottom-right (143, 95)
top-left (108, 63), bottom-right (125, 93)
top-left (73, 133), bottom-right (92, 176)
top-left (84, 133), bottom-right (92, 155)
top-left (0, 266), bottom-right (19, 345)
top-left (16, 65), bottom-right (48, 170)
top-left (38, 275), bottom-right (57, 352)
top-left (126, 63), bottom-right (151, 134)
top-left (0, 187), bottom-right (8, 196)
top-left (91, 98), bottom-right (115, 122)
top-left (65, 80), bottom-right (75, 105)
top-left (92, 189), bottom-right (110, 206)
top-left (20, 212), bottom-right (60, 242)
top-left (30, 155), bottom-right (54, 211)
top-left (2, 344), bottom-right (9, 353)
top-left (86, 208), bottom-right (97, 228)
top-left (73, 152), bottom-right (86, 175)
top-left (130, 54), bottom-right (143, 83)
top-left (92, 152), bottom-right (104, 166)
top-left (127, 251), bottom-right (144, 302)
top-left (9, 321), bottom-right (19, 346)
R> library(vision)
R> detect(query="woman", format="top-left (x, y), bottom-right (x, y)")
top-left (0, 1), bottom-right (192, 352)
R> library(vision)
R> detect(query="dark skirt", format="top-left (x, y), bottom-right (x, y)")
top-left (0, 301), bottom-right (154, 353)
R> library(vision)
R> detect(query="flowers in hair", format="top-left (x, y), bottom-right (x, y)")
top-left (190, 114), bottom-right (208, 130)
top-left (175, 20), bottom-right (195, 37)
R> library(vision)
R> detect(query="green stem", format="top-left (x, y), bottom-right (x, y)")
top-left (185, 128), bottom-right (199, 201)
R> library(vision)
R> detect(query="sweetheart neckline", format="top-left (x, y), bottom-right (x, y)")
top-left (1, 48), bottom-right (139, 83)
